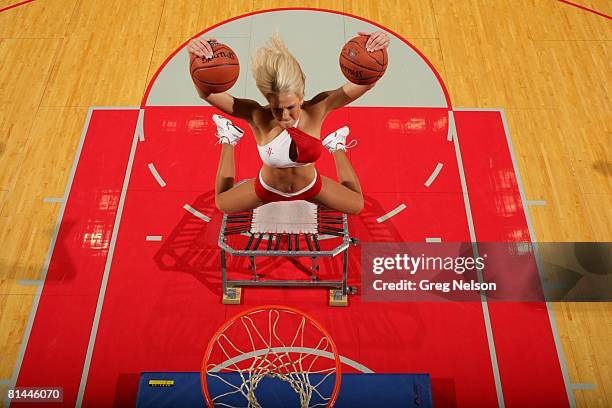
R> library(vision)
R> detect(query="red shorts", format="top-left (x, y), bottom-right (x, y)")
top-left (255, 170), bottom-right (322, 203)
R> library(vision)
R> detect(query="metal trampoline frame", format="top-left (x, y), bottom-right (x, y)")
top-left (218, 204), bottom-right (358, 305)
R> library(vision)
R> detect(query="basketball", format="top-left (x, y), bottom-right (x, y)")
top-left (190, 42), bottom-right (240, 94)
top-left (339, 35), bottom-right (388, 85)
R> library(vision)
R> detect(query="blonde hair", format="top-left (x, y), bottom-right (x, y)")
top-left (251, 33), bottom-right (305, 98)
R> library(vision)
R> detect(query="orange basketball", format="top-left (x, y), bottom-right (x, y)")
top-left (339, 35), bottom-right (388, 85)
top-left (190, 42), bottom-right (240, 94)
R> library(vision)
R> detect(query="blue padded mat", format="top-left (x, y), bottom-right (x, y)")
top-left (136, 371), bottom-right (432, 407)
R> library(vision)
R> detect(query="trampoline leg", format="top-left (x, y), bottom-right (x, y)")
top-left (342, 248), bottom-right (348, 296)
top-left (329, 249), bottom-right (350, 307)
top-left (310, 257), bottom-right (319, 280)
top-left (221, 250), bottom-right (227, 295)
top-left (221, 251), bottom-right (242, 305)
top-left (248, 256), bottom-right (257, 280)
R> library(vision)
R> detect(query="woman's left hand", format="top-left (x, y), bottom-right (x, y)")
top-left (358, 30), bottom-right (390, 52)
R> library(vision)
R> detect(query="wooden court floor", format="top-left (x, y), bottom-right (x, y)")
top-left (0, 0), bottom-right (610, 406)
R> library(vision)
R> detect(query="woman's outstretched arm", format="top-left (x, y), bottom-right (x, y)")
top-left (188, 36), bottom-right (260, 123)
top-left (198, 91), bottom-right (261, 123)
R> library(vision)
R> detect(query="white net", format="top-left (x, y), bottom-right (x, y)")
top-left (203, 307), bottom-right (340, 408)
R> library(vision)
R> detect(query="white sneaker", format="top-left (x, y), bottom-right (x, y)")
top-left (322, 126), bottom-right (357, 153)
top-left (212, 114), bottom-right (244, 145)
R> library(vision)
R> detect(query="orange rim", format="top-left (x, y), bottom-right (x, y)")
top-left (201, 305), bottom-right (342, 407)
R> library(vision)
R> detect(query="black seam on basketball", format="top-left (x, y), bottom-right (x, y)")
top-left (367, 53), bottom-right (386, 66)
top-left (343, 51), bottom-right (386, 69)
top-left (193, 77), bottom-right (238, 86)
top-left (348, 39), bottom-right (365, 48)
top-left (191, 62), bottom-right (240, 72)
top-left (340, 55), bottom-right (385, 73)
top-left (189, 64), bottom-right (240, 74)
top-left (361, 46), bottom-right (387, 65)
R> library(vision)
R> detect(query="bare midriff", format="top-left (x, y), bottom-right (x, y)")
top-left (260, 163), bottom-right (316, 193)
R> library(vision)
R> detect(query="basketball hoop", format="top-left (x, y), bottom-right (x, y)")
top-left (201, 305), bottom-right (342, 407)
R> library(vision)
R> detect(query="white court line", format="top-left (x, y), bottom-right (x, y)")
top-left (136, 109), bottom-right (145, 142)
top-left (451, 109), bottom-right (506, 407)
top-left (42, 197), bottom-right (64, 203)
top-left (17, 280), bottom-right (43, 286)
top-left (183, 204), bottom-right (211, 222)
top-left (447, 109), bottom-right (455, 142)
top-left (424, 163), bottom-right (443, 187)
top-left (376, 204), bottom-right (406, 223)
top-left (527, 200), bottom-right (547, 206)
top-left (147, 163), bottom-right (166, 187)
top-left (425, 237), bottom-right (442, 243)
top-left (146, 235), bottom-right (162, 241)
top-left (76, 112), bottom-right (140, 406)
top-left (5, 108), bottom-right (143, 408)
top-left (498, 109), bottom-right (575, 407)
top-left (571, 383), bottom-right (596, 390)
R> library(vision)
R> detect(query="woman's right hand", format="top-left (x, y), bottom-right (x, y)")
top-left (187, 36), bottom-right (217, 59)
